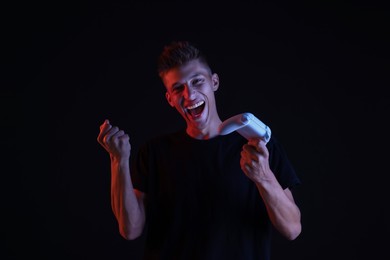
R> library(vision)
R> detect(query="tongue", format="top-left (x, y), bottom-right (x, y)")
top-left (189, 106), bottom-right (203, 117)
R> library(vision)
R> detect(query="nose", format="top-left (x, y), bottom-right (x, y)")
top-left (183, 84), bottom-right (195, 99)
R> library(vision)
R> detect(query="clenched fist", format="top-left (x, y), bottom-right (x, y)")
top-left (97, 119), bottom-right (131, 160)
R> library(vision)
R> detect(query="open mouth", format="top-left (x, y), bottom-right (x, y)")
top-left (186, 101), bottom-right (205, 118)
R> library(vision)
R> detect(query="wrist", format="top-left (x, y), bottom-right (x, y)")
top-left (110, 154), bottom-right (130, 164)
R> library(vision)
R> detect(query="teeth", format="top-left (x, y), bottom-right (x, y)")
top-left (187, 101), bottom-right (204, 110)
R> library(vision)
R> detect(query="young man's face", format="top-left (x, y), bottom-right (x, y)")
top-left (163, 59), bottom-right (220, 132)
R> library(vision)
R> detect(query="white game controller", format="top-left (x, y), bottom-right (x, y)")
top-left (218, 112), bottom-right (272, 143)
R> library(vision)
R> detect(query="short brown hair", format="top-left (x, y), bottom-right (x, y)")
top-left (157, 41), bottom-right (211, 78)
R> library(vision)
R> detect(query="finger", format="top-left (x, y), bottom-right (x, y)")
top-left (242, 143), bottom-right (254, 153)
top-left (97, 120), bottom-right (112, 144)
top-left (249, 139), bottom-right (268, 154)
top-left (119, 133), bottom-right (130, 142)
top-left (100, 119), bottom-right (109, 128)
top-left (111, 129), bottom-right (126, 140)
top-left (240, 159), bottom-right (252, 174)
top-left (103, 126), bottom-right (120, 144)
top-left (242, 145), bottom-right (259, 161)
top-left (118, 134), bottom-right (131, 146)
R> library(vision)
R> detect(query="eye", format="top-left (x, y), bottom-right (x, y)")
top-left (172, 84), bottom-right (184, 93)
top-left (192, 78), bottom-right (204, 86)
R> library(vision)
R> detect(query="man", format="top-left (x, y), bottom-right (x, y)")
top-left (97, 41), bottom-right (302, 259)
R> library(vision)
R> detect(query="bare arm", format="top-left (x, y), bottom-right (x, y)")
top-left (240, 138), bottom-right (301, 240)
top-left (97, 119), bottom-right (145, 240)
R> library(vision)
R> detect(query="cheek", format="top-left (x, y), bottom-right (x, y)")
top-left (170, 96), bottom-right (183, 108)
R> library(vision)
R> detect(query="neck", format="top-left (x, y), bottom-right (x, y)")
top-left (186, 118), bottom-right (222, 140)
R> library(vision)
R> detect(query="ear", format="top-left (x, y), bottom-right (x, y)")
top-left (211, 73), bottom-right (219, 91)
top-left (165, 91), bottom-right (174, 107)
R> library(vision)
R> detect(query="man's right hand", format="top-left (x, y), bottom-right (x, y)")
top-left (97, 119), bottom-right (131, 160)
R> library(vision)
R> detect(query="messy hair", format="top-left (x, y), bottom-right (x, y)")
top-left (157, 41), bottom-right (211, 78)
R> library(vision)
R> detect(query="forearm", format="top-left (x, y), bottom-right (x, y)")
top-left (110, 156), bottom-right (145, 240)
top-left (255, 175), bottom-right (301, 240)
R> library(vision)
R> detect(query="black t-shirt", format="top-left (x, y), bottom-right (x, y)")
top-left (132, 130), bottom-right (301, 260)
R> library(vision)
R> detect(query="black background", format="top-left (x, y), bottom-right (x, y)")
top-left (4, 1), bottom-right (389, 259)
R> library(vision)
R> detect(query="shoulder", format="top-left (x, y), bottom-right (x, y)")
top-left (266, 135), bottom-right (287, 155)
top-left (267, 135), bottom-right (301, 188)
